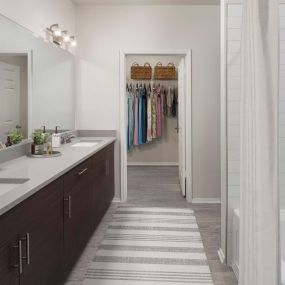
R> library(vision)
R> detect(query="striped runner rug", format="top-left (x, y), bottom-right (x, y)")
top-left (83, 207), bottom-right (214, 285)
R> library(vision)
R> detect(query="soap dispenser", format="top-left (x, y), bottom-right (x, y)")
top-left (52, 126), bottom-right (61, 148)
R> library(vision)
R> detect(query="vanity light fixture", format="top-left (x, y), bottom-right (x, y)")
top-left (49, 24), bottom-right (62, 37)
top-left (47, 24), bottom-right (77, 49)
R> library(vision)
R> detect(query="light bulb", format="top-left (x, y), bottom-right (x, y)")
top-left (53, 28), bottom-right (62, 37)
top-left (70, 36), bottom-right (77, 47)
top-left (62, 31), bottom-right (70, 43)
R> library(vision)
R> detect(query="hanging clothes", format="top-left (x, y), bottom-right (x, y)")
top-left (147, 84), bottom-right (152, 142)
top-left (133, 87), bottom-right (139, 146)
top-left (151, 85), bottom-right (157, 139)
top-left (172, 90), bottom-right (178, 117)
top-left (138, 86), bottom-right (143, 145)
top-left (156, 85), bottom-right (162, 138)
top-left (166, 87), bottom-right (174, 116)
top-left (127, 88), bottom-right (134, 150)
top-left (126, 81), bottom-right (178, 150)
top-left (142, 85), bottom-right (148, 143)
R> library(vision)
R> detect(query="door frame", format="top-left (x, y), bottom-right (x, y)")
top-left (119, 49), bottom-right (192, 202)
top-left (0, 49), bottom-right (33, 138)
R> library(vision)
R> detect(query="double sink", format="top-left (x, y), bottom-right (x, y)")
top-left (0, 139), bottom-right (103, 196)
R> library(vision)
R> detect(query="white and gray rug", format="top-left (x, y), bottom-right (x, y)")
top-left (83, 207), bottom-right (214, 285)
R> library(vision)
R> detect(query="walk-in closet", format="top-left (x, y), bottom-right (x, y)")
top-left (124, 54), bottom-right (188, 203)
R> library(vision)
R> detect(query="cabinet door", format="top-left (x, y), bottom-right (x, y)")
top-left (96, 143), bottom-right (115, 211)
top-left (19, 178), bottom-right (65, 285)
top-left (64, 158), bottom-right (94, 273)
top-left (104, 143), bottom-right (115, 207)
top-left (0, 210), bottom-right (21, 285)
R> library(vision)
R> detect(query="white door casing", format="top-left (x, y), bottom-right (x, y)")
top-left (119, 50), bottom-right (192, 203)
top-left (0, 62), bottom-right (20, 142)
top-left (178, 58), bottom-right (186, 197)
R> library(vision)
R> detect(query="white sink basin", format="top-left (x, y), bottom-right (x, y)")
top-left (0, 184), bottom-right (21, 196)
top-left (0, 178), bottom-right (30, 196)
top-left (72, 142), bottom-right (99, 148)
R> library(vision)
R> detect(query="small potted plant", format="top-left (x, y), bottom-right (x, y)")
top-left (31, 130), bottom-right (48, 155)
top-left (7, 128), bottom-right (24, 146)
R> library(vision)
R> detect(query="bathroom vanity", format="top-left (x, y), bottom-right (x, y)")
top-left (0, 138), bottom-right (115, 285)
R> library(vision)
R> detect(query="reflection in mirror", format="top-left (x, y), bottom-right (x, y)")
top-left (0, 54), bottom-right (28, 145)
top-left (0, 13), bottom-right (75, 149)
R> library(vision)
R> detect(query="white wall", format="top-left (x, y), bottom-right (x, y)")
top-left (0, 0), bottom-right (75, 39)
top-left (76, 4), bottom-right (221, 200)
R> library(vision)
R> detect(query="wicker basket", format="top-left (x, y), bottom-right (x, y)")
top-left (154, 62), bottom-right (176, 80)
top-left (131, 62), bottom-right (152, 80)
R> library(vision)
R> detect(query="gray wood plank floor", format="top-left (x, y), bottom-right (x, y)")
top-left (65, 166), bottom-right (238, 285)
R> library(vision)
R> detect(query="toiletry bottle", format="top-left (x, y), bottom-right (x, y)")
top-left (52, 126), bottom-right (61, 148)
top-left (42, 126), bottom-right (48, 154)
top-left (5, 136), bottom-right (12, 147)
top-left (47, 134), bottom-right (53, 155)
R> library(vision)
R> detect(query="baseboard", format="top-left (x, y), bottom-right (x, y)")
top-left (192, 198), bottom-right (221, 204)
top-left (217, 248), bottom-right (226, 264)
top-left (112, 197), bottom-right (121, 203)
top-left (127, 162), bottom-right (179, 166)
top-left (231, 261), bottom-right (239, 280)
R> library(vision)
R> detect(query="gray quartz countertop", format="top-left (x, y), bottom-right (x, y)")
top-left (0, 137), bottom-right (116, 217)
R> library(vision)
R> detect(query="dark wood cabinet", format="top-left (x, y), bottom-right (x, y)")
top-left (0, 206), bottom-right (22, 285)
top-left (19, 178), bottom-right (65, 285)
top-left (0, 142), bottom-right (115, 285)
top-left (63, 157), bottom-right (94, 273)
top-left (0, 178), bottom-right (64, 285)
top-left (64, 143), bottom-right (115, 273)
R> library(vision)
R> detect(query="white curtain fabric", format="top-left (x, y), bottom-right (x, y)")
top-left (240, 1), bottom-right (279, 284)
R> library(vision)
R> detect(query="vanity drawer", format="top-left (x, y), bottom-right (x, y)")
top-left (63, 158), bottom-right (93, 193)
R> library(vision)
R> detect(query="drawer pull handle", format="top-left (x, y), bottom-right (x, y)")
top-left (12, 240), bottom-right (23, 275)
top-left (21, 233), bottom-right (30, 265)
top-left (78, 168), bottom-right (88, 176)
top-left (64, 196), bottom-right (72, 218)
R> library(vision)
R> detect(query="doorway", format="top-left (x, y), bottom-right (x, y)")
top-left (119, 50), bottom-right (192, 203)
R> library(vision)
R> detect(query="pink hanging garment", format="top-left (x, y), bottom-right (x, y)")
top-left (133, 92), bottom-right (139, 145)
top-left (147, 85), bottom-right (152, 142)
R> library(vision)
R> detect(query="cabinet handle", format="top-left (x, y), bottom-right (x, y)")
top-left (105, 160), bottom-right (110, 176)
top-left (21, 233), bottom-right (30, 265)
top-left (78, 168), bottom-right (88, 176)
top-left (64, 196), bottom-right (72, 218)
top-left (12, 240), bottom-right (23, 275)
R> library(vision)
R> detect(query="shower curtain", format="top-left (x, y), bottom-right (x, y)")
top-left (239, 0), bottom-right (279, 284)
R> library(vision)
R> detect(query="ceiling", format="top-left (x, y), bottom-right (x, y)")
top-left (72, 0), bottom-right (219, 5)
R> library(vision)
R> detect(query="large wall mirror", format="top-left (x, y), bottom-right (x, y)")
top-left (0, 14), bottom-right (75, 146)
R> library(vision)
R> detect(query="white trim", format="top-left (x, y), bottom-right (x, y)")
top-left (112, 197), bottom-right (121, 203)
top-left (119, 49), bottom-right (192, 203)
top-left (220, 0), bottom-right (228, 265)
top-left (232, 261), bottom-right (239, 280)
top-left (127, 162), bottom-right (179, 166)
top-left (226, 0), bottom-right (242, 3)
top-left (218, 248), bottom-right (226, 264)
top-left (192, 198), bottom-right (221, 204)
top-left (119, 51), bottom-right (128, 202)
